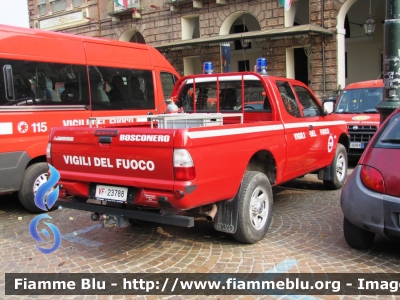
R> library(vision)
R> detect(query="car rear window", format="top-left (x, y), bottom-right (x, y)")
top-left (374, 112), bottom-right (400, 149)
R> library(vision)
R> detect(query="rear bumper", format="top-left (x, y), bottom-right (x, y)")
top-left (341, 165), bottom-right (400, 238)
top-left (56, 196), bottom-right (194, 227)
top-left (58, 179), bottom-right (199, 210)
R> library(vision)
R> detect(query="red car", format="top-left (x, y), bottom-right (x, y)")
top-left (341, 106), bottom-right (400, 249)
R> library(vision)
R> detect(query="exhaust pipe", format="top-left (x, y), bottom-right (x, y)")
top-left (204, 204), bottom-right (217, 222)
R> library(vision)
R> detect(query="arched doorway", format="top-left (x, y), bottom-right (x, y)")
top-left (284, 0), bottom-right (311, 85)
top-left (219, 12), bottom-right (262, 73)
top-left (119, 29), bottom-right (146, 44)
top-left (337, 0), bottom-right (383, 87)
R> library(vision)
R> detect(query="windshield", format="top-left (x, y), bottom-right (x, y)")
top-left (334, 87), bottom-right (383, 114)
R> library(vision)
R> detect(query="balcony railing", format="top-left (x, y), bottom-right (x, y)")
top-left (108, 0), bottom-right (141, 16)
top-left (114, 0), bottom-right (140, 11)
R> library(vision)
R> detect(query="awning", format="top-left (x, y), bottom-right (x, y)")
top-left (155, 24), bottom-right (334, 50)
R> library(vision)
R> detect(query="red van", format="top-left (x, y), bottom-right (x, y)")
top-left (0, 24), bottom-right (179, 212)
top-left (332, 79), bottom-right (383, 158)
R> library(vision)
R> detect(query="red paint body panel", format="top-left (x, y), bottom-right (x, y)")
top-left (359, 108), bottom-right (400, 198)
top-left (50, 73), bottom-right (349, 211)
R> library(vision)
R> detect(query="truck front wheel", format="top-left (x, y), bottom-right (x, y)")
top-left (323, 144), bottom-right (347, 190)
top-left (18, 162), bottom-right (49, 213)
top-left (232, 171), bottom-right (273, 244)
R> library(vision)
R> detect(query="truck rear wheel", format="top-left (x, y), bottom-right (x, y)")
top-left (232, 171), bottom-right (273, 244)
top-left (323, 144), bottom-right (347, 190)
top-left (18, 162), bottom-right (49, 213)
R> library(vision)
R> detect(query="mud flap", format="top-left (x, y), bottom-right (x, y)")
top-left (213, 189), bottom-right (240, 234)
top-left (318, 165), bottom-right (333, 180)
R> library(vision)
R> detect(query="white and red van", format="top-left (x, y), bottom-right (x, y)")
top-left (0, 24), bottom-right (179, 212)
top-left (333, 79), bottom-right (383, 158)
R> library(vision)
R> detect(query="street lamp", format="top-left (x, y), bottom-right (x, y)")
top-left (364, 0), bottom-right (375, 37)
top-left (364, 15), bottom-right (376, 37)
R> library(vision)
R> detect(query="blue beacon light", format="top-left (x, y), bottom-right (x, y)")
top-left (256, 58), bottom-right (268, 75)
top-left (203, 62), bottom-right (213, 74)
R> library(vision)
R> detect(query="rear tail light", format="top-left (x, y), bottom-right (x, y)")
top-left (173, 149), bottom-right (196, 180)
top-left (360, 165), bottom-right (385, 193)
top-left (46, 143), bottom-right (52, 164)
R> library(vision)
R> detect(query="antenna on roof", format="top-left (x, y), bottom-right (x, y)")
top-left (241, 13), bottom-right (248, 71)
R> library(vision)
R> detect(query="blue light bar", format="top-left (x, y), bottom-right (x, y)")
top-left (203, 62), bottom-right (213, 74)
top-left (256, 58), bottom-right (268, 75)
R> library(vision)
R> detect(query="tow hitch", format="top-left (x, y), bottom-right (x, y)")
top-left (91, 213), bottom-right (129, 228)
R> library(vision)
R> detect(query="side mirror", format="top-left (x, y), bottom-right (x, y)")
top-left (323, 101), bottom-right (334, 115)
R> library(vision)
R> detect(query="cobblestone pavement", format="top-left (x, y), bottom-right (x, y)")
top-left (1, 166), bottom-right (399, 300)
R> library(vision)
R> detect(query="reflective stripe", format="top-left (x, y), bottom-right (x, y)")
top-left (283, 120), bottom-right (346, 129)
top-left (187, 124), bottom-right (284, 139)
top-left (186, 120), bottom-right (345, 139)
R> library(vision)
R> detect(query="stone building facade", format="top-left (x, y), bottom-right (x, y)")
top-left (27, 0), bottom-right (383, 99)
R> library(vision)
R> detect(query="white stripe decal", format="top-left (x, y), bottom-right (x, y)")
top-left (0, 122), bottom-right (12, 135)
top-left (186, 120), bottom-right (346, 139)
top-left (187, 124), bottom-right (284, 139)
top-left (283, 120), bottom-right (346, 129)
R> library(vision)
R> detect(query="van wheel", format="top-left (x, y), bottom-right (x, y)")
top-left (232, 171), bottom-right (273, 244)
top-left (18, 163), bottom-right (49, 213)
top-left (343, 217), bottom-right (375, 250)
top-left (323, 144), bottom-right (347, 190)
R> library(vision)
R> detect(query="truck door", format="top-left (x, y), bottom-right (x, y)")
top-left (276, 81), bottom-right (310, 180)
top-left (293, 85), bottom-right (335, 171)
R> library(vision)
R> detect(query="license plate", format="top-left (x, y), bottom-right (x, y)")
top-left (95, 184), bottom-right (128, 202)
top-left (350, 142), bottom-right (364, 149)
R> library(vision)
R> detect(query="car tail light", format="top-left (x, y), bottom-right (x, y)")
top-left (360, 165), bottom-right (385, 193)
top-left (46, 143), bottom-right (52, 164)
top-left (173, 149), bottom-right (196, 180)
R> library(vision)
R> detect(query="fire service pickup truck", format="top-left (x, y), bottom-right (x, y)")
top-left (49, 69), bottom-right (349, 244)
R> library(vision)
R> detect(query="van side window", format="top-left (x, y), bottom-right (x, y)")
top-left (0, 59), bottom-right (89, 106)
top-left (160, 72), bottom-right (178, 100)
top-left (293, 85), bottom-right (321, 117)
top-left (88, 66), bottom-right (154, 111)
top-left (276, 81), bottom-right (301, 118)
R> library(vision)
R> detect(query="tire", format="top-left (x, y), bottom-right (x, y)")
top-left (18, 162), bottom-right (49, 213)
top-left (343, 217), bottom-right (375, 250)
top-left (232, 171), bottom-right (273, 244)
top-left (323, 143), bottom-right (347, 190)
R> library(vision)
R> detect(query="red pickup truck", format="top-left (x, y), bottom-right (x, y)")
top-left (48, 71), bottom-right (349, 243)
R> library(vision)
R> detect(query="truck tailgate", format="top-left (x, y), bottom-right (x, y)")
top-left (49, 127), bottom-right (176, 190)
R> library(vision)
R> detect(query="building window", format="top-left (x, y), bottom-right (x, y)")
top-left (238, 60), bottom-right (250, 72)
top-left (38, 0), bottom-right (47, 16)
top-left (233, 25), bottom-right (251, 50)
top-left (72, 0), bottom-right (82, 7)
top-left (182, 16), bottom-right (200, 40)
top-left (50, 0), bottom-right (67, 13)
